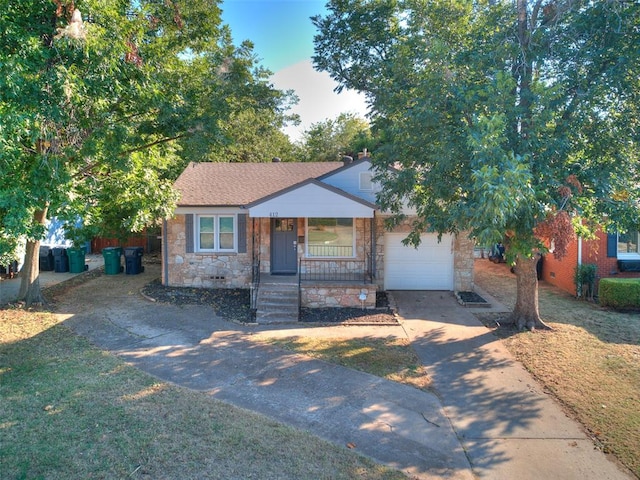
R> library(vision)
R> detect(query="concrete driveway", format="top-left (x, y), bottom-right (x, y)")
top-left (53, 264), bottom-right (633, 480)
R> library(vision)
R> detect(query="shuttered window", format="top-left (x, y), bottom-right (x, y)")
top-left (185, 213), bottom-right (247, 254)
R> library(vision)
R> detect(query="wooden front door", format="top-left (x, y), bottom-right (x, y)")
top-left (271, 218), bottom-right (298, 274)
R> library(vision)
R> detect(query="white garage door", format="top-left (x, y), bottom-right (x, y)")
top-left (384, 233), bottom-right (454, 290)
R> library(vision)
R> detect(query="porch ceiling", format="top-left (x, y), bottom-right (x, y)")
top-left (246, 180), bottom-right (376, 218)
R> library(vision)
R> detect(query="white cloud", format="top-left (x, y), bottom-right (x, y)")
top-left (270, 60), bottom-right (368, 143)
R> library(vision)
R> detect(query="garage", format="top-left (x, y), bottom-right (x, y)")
top-left (384, 233), bottom-right (454, 290)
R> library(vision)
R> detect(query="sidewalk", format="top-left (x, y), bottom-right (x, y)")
top-left (393, 289), bottom-right (633, 480)
top-left (0, 254), bottom-right (104, 304)
top-left (51, 264), bottom-right (634, 480)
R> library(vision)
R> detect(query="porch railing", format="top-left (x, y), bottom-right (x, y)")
top-left (299, 256), bottom-right (372, 284)
top-left (306, 245), bottom-right (353, 257)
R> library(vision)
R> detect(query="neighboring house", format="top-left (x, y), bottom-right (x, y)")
top-left (163, 158), bottom-right (475, 322)
top-left (541, 229), bottom-right (640, 296)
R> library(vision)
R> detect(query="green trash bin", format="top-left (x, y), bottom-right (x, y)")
top-left (67, 247), bottom-right (86, 274)
top-left (102, 247), bottom-right (122, 275)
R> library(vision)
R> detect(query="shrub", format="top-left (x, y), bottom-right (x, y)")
top-left (598, 278), bottom-right (640, 310)
top-left (574, 263), bottom-right (597, 299)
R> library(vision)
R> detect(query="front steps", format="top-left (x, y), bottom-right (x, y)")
top-left (255, 278), bottom-right (299, 323)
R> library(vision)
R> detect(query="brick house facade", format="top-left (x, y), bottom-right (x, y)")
top-left (542, 229), bottom-right (640, 296)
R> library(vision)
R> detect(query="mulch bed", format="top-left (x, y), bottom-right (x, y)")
top-left (142, 281), bottom-right (398, 325)
top-left (141, 279), bottom-right (252, 323)
top-left (300, 291), bottom-right (397, 324)
top-left (456, 290), bottom-right (492, 308)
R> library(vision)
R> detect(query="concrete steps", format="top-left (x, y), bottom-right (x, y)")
top-left (255, 281), bottom-right (299, 323)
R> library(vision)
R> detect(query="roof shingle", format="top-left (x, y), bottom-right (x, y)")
top-left (174, 162), bottom-right (344, 206)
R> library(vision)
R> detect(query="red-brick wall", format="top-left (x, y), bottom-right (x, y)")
top-left (541, 229), bottom-right (640, 296)
top-left (541, 234), bottom-right (579, 295)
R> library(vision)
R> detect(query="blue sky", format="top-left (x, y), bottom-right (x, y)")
top-left (220, 0), bottom-right (368, 141)
top-left (221, 0), bottom-right (325, 72)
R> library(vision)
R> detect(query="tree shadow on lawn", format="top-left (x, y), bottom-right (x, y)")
top-left (474, 259), bottom-right (640, 346)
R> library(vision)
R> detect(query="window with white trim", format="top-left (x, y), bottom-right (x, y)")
top-left (359, 171), bottom-right (373, 191)
top-left (618, 231), bottom-right (640, 258)
top-left (196, 215), bottom-right (236, 252)
top-left (306, 218), bottom-right (355, 257)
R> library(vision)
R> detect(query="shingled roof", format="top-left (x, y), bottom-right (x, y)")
top-left (174, 161), bottom-right (345, 207)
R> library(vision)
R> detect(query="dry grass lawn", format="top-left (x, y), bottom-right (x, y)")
top-left (474, 259), bottom-right (640, 478)
top-left (0, 306), bottom-right (407, 480)
top-left (259, 336), bottom-right (432, 392)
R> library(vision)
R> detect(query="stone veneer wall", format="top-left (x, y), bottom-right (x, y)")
top-left (301, 284), bottom-right (377, 308)
top-left (453, 234), bottom-right (475, 292)
top-left (164, 213), bottom-right (475, 295)
top-left (164, 214), bottom-right (253, 288)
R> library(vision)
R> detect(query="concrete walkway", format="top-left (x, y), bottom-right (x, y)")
top-left (0, 254), bottom-right (104, 304)
top-left (49, 264), bottom-right (634, 480)
top-left (393, 290), bottom-right (632, 480)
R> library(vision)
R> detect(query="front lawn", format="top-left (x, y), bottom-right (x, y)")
top-left (0, 306), bottom-right (406, 480)
top-left (475, 260), bottom-right (640, 478)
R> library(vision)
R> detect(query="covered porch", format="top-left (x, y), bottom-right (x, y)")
top-left (245, 180), bottom-right (379, 322)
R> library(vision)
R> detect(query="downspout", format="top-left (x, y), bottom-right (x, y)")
top-left (162, 219), bottom-right (169, 286)
top-left (577, 236), bottom-right (582, 267)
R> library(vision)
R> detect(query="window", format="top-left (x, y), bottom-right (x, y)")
top-left (618, 231), bottom-right (640, 257)
top-left (199, 217), bottom-right (215, 250)
top-left (359, 172), bottom-right (373, 191)
top-left (197, 215), bottom-right (235, 252)
top-left (306, 218), bottom-right (354, 257)
top-left (274, 218), bottom-right (295, 232)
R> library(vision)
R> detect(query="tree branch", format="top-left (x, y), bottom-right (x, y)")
top-left (118, 133), bottom-right (191, 156)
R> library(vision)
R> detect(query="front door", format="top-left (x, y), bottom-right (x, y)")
top-left (271, 218), bottom-right (298, 274)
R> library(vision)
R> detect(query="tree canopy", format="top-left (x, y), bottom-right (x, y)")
top-left (297, 112), bottom-right (373, 161)
top-left (0, 0), bottom-right (294, 304)
top-left (313, 0), bottom-right (640, 329)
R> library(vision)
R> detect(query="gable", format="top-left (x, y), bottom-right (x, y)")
top-left (319, 158), bottom-right (380, 203)
top-left (246, 180), bottom-right (376, 218)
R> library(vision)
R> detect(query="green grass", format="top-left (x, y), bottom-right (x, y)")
top-left (0, 308), bottom-right (407, 480)
top-left (257, 336), bottom-right (432, 392)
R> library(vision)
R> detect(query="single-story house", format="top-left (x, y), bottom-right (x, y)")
top-left (541, 229), bottom-right (640, 296)
top-left (162, 157), bottom-right (475, 322)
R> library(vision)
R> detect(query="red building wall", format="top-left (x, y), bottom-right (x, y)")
top-left (541, 234), bottom-right (579, 295)
top-left (541, 230), bottom-right (640, 296)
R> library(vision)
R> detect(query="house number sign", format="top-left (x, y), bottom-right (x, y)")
top-left (269, 212), bottom-right (279, 217)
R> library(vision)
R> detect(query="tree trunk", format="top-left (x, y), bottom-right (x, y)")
top-left (18, 207), bottom-right (48, 306)
top-left (509, 254), bottom-right (550, 330)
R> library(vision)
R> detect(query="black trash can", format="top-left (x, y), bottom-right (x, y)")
top-left (52, 247), bottom-right (69, 273)
top-left (124, 246), bottom-right (144, 275)
top-left (39, 246), bottom-right (54, 271)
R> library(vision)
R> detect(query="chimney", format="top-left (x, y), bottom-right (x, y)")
top-left (358, 148), bottom-right (369, 159)
top-left (342, 155), bottom-right (353, 166)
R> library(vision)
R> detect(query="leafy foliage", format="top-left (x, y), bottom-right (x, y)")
top-left (297, 113), bottom-right (373, 162)
top-left (0, 0), bottom-right (294, 301)
top-left (599, 279), bottom-right (640, 310)
top-left (313, 0), bottom-right (640, 327)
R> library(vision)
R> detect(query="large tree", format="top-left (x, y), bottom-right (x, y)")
top-left (0, 0), bottom-right (291, 305)
top-left (298, 112), bottom-right (373, 161)
top-left (313, 0), bottom-right (640, 329)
